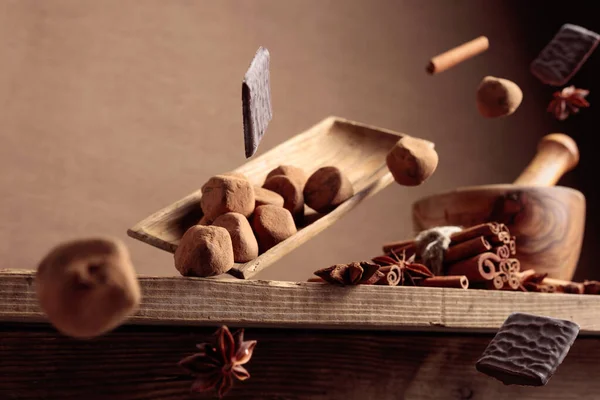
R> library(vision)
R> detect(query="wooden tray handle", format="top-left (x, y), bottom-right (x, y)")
top-left (513, 133), bottom-right (579, 187)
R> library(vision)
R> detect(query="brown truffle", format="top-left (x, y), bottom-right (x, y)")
top-left (35, 237), bottom-right (141, 339)
top-left (174, 225), bottom-right (234, 277)
top-left (254, 186), bottom-right (285, 208)
top-left (252, 205), bottom-right (297, 252)
top-left (212, 212), bottom-right (259, 263)
top-left (303, 166), bottom-right (354, 213)
top-left (265, 165), bottom-right (308, 188)
top-left (476, 76), bottom-right (523, 118)
top-left (262, 175), bottom-right (304, 220)
top-left (200, 174), bottom-right (255, 221)
top-left (386, 136), bottom-right (439, 186)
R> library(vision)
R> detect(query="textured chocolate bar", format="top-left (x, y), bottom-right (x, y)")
top-left (531, 24), bottom-right (599, 86)
top-left (242, 46), bottom-right (272, 158)
top-left (476, 312), bottom-right (579, 386)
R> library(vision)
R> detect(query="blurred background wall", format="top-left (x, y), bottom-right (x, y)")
top-left (0, 0), bottom-right (597, 281)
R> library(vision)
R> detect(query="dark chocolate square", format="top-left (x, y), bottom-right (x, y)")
top-left (476, 312), bottom-right (580, 386)
top-left (242, 46), bottom-right (272, 158)
top-left (531, 24), bottom-right (599, 86)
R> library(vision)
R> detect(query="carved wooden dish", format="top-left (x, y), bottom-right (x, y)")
top-left (128, 116), bottom-right (403, 279)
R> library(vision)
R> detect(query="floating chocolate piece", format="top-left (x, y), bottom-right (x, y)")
top-left (243, 46), bottom-right (272, 158)
top-left (476, 312), bottom-right (580, 386)
top-left (531, 24), bottom-right (600, 86)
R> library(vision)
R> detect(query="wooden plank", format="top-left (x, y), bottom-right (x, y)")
top-left (0, 323), bottom-right (598, 399)
top-left (2, 270), bottom-right (600, 334)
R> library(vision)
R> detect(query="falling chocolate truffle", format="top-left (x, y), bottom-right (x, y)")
top-left (243, 47), bottom-right (272, 158)
top-left (476, 76), bottom-right (523, 118)
top-left (386, 136), bottom-right (438, 186)
top-left (252, 205), bottom-right (297, 252)
top-left (213, 212), bottom-right (259, 263)
top-left (35, 237), bottom-right (141, 339)
top-left (303, 166), bottom-right (354, 213)
top-left (200, 174), bottom-right (255, 221)
top-left (175, 225), bottom-right (234, 277)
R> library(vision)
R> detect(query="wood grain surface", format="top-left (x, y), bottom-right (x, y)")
top-left (128, 116), bottom-right (404, 279)
top-left (1, 324), bottom-right (599, 399)
top-left (412, 184), bottom-right (586, 281)
top-left (2, 270), bottom-right (600, 334)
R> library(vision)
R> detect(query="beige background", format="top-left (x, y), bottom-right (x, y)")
top-left (0, 0), bottom-right (578, 281)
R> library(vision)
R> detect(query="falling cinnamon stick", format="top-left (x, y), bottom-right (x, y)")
top-left (445, 252), bottom-right (501, 281)
top-left (376, 265), bottom-right (401, 286)
top-left (449, 222), bottom-right (501, 244)
top-left (444, 236), bottom-right (491, 264)
top-left (426, 36), bottom-right (489, 74)
top-left (492, 245), bottom-right (511, 259)
top-left (418, 275), bottom-right (469, 289)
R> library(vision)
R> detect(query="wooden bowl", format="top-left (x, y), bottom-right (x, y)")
top-left (128, 116), bottom-right (412, 279)
top-left (412, 184), bottom-right (586, 281)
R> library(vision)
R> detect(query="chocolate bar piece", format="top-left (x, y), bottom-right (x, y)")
top-left (531, 24), bottom-right (600, 86)
top-left (242, 46), bottom-right (272, 158)
top-left (476, 312), bottom-right (579, 386)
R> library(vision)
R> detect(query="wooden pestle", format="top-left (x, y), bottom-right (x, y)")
top-left (513, 134), bottom-right (579, 186)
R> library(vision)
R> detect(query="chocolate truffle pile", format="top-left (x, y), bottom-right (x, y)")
top-left (175, 165), bottom-right (354, 277)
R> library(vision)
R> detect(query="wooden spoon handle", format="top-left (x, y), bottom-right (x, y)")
top-left (513, 133), bottom-right (579, 187)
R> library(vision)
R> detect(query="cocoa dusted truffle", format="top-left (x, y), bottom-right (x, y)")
top-left (251, 205), bottom-right (297, 252)
top-left (174, 225), bottom-right (234, 277)
top-left (213, 212), bottom-right (259, 263)
top-left (35, 237), bottom-right (141, 339)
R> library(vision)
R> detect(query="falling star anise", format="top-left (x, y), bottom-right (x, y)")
top-left (547, 85), bottom-right (590, 121)
top-left (178, 325), bottom-right (257, 398)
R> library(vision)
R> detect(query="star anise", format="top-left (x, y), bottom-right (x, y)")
top-left (179, 325), bottom-right (257, 398)
top-left (372, 250), bottom-right (434, 286)
top-left (313, 261), bottom-right (382, 285)
top-left (547, 86), bottom-right (590, 121)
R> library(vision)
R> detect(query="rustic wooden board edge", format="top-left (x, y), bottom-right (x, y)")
top-left (2, 270), bottom-right (600, 335)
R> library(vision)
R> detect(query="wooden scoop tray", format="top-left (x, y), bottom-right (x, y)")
top-left (127, 116), bottom-right (402, 279)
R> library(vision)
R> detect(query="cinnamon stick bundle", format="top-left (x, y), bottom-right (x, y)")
top-left (449, 222), bottom-right (502, 243)
top-left (499, 258), bottom-right (520, 273)
top-left (418, 275), bottom-right (469, 289)
top-left (509, 236), bottom-right (517, 255)
top-left (444, 236), bottom-right (491, 264)
top-left (492, 245), bottom-right (511, 259)
top-left (487, 231), bottom-right (511, 245)
top-left (445, 252), bottom-right (500, 281)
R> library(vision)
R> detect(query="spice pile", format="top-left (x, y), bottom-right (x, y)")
top-left (312, 221), bottom-right (600, 294)
top-left (175, 165), bottom-right (354, 277)
top-left (312, 222), bottom-right (521, 291)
